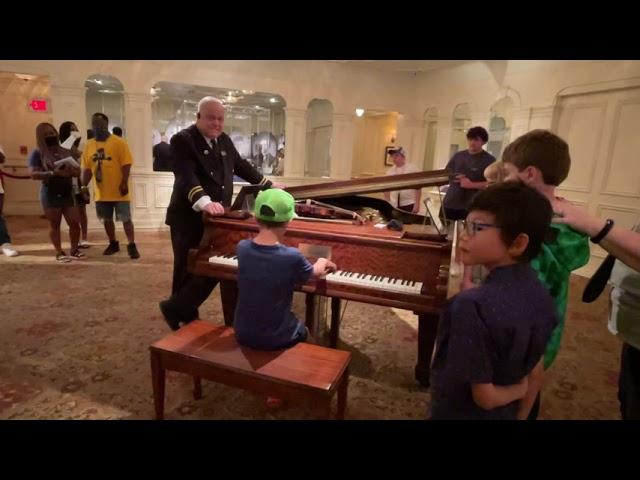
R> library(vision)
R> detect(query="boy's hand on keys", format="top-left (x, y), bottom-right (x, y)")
top-left (324, 260), bottom-right (337, 274)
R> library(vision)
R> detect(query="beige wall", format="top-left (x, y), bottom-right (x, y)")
top-left (2, 59), bottom-right (640, 274)
top-left (0, 75), bottom-right (53, 215)
top-left (352, 113), bottom-right (398, 177)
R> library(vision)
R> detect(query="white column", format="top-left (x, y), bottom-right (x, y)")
top-left (124, 92), bottom-right (153, 173)
top-left (283, 107), bottom-right (307, 178)
top-left (50, 83), bottom-right (87, 142)
top-left (396, 116), bottom-right (425, 169)
top-left (510, 108), bottom-right (532, 140)
top-left (433, 117), bottom-right (454, 169)
top-left (124, 92), bottom-right (167, 230)
top-left (329, 112), bottom-right (356, 179)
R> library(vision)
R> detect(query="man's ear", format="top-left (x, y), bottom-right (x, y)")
top-left (197, 112), bottom-right (201, 119)
top-left (508, 232), bottom-right (529, 259)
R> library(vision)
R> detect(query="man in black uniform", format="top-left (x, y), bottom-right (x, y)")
top-left (159, 97), bottom-right (278, 330)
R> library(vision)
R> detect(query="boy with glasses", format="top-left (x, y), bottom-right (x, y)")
top-left (429, 183), bottom-right (558, 419)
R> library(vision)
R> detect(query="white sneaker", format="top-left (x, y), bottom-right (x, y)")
top-left (1, 243), bottom-right (18, 257)
top-left (78, 240), bottom-right (91, 249)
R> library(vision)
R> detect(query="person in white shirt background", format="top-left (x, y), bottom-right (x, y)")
top-left (383, 146), bottom-right (422, 213)
top-left (0, 145), bottom-right (19, 257)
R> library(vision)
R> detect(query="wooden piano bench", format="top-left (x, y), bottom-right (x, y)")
top-left (150, 320), bottom-right (351, 420)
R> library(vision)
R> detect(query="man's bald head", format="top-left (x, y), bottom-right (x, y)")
top-left (196, 96), bottom-right (226, 139)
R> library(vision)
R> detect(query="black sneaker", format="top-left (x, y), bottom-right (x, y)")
top-left (127, 242), bottom-right (140, 259)
top-left (159, 300), bottom-right (181, 331)
top-left (103, 241), bottom-right (120, 255)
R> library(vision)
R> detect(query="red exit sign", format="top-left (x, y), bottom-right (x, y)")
top-left (29, 99), bottom-right (48, 112)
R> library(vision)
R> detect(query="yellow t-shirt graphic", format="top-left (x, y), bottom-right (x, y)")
top-left (81, 135), bottom-right (133, 201)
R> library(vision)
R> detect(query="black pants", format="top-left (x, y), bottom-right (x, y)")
top-left (440, 206), bottom-right (468, 223)
top-left (619, 342), bottom-right (640, 420)
top-left (168, 224), bottom-right (218, 322)
top-left (0, 215), bottom-right (11, 245)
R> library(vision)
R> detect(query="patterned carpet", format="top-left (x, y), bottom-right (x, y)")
top-left (0, 215), bottom-right (622, 419)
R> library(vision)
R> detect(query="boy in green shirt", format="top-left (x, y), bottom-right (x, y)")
top-left (502, 130), bottom-right (591, 418)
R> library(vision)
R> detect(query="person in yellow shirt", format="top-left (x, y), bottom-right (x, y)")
top-left (81, 112), bottom-right (140, 259)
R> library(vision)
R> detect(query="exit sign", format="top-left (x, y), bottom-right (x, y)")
top-left (29, 99), bottom-right (48, 112)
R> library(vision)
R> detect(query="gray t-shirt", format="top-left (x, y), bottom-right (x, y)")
top-left (609, 220), bottom-right (640, 349)
top-left (442, 149), bottom-right (495, 211)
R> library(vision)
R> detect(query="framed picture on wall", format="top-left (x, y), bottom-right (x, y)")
top-left (384, 146), bottom-right (395, 166)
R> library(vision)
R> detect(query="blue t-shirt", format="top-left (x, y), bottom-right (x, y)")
top-left (429, 262), bottom-right (558, 420)
top-left (233, 239), bottom-right (314, 350)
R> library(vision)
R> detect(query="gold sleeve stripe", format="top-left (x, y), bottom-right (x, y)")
top-left (259, 177), bottom-right (268, 186)
top-left (188, 186), bottom-right (204, 202)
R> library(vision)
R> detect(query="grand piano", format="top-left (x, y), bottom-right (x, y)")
top-left (187, 169), bottom-right (461, 387)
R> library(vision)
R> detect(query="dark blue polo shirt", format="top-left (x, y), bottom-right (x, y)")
top-left (430, 262), bottom-right (558, 420)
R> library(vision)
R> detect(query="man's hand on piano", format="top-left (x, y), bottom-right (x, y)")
top-left (203, 202), bottom-right (226, 217)
top-left (271, 182), bottom-right (287, 189)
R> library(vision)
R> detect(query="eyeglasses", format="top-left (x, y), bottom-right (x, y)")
top-left (461, 219), bottom-right (502, 237)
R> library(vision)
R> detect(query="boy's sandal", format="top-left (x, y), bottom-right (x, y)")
top-left (56, 253), bottom-right (71, 263)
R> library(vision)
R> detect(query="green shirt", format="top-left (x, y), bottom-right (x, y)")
top-left (530, 223), bottom-right (590, 369)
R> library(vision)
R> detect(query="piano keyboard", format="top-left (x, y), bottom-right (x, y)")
top-left (208, 255), bottom-right (423, 295)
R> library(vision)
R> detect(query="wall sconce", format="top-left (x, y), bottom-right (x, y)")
top-left (355, 108), bottom-right (364, 117)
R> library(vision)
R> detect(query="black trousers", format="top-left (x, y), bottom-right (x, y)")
top-left (168, 224), bottom-right (218, 322)
top-left (441, 206), bottom-right (467, 222)
top-left (619, 342), bottom-right (640, 420)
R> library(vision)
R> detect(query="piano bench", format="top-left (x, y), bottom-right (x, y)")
top-left (150, 320), bottom-right (351, 420)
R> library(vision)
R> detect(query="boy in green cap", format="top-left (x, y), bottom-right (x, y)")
top-left (502, 130), bottom-right (590, 419)
top-left (233, 188), bottom-right (337, 351)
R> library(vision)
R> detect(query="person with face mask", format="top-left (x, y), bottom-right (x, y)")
top-left (59, 121), bottom-right (90, 248)
top-left (28, 123), bottom-right (84, 262)
top-left (80, 112), bottom-right (140, 259)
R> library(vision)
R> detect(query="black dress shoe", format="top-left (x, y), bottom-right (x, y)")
top-left (159, 300), bottom-right (181, 331)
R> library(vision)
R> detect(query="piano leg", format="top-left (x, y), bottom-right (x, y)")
top-left (305, 293), bottom-right (317, 334)
top-left (415, 313), bottom-right (440, 388)
top-left (219, 280), bottom-right (238, 327)
top-left (330, 297), bottom-right (341, 348)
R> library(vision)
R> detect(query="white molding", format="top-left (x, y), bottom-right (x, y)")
top-left (599, 97), bottom-right (640, 198)
top-left (133, 183), bottom-right (147, 209)
top-left (557, 77), bottom-right (640, 98)
top-left (529, 106), bottom-right (556, 118)
top-left (154, 184), bottom-right (173, 208)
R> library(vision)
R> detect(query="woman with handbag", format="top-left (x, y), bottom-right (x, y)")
top-left (28, 123), bottom-right (85, 262)
top-left (59, 121), bottom-right (90, 248)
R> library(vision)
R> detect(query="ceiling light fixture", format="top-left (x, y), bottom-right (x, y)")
top-left (355, 108), bottom-right (365, 117)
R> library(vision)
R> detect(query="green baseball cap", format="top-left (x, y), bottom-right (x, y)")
top-left (254, 188), bottom-right (297, 223)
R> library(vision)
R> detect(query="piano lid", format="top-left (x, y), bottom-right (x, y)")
top-left (285, 170), bottom-right (450, 200)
